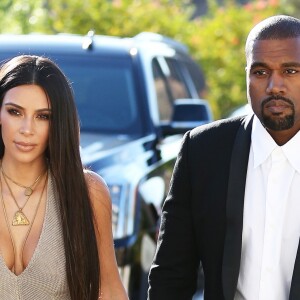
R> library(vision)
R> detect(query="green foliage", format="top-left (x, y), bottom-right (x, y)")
top-left (186, 0), bottom-right (283, 117)
top-left (1, 0), bottom-right (193, 37)
top-left (280, 0), bottom-right (300, 17)
top-left (0, 0), bottom-right (45, 33)
top-left (0, 0), bottom-right (289, 118)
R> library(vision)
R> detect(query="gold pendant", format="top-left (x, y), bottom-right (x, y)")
top-left (12, 211), bottom-right (30, 226)
top-left (24, 187), bottom-right (33, 196)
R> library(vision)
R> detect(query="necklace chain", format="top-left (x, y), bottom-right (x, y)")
top-left (0, 172), bottom-right (48, 273)
top-left (1, 167), bottom-right (43, 197)
top-left (0, 164), bottom-right (46, 226)
top-left (3, 175), bottom-right (31, 225)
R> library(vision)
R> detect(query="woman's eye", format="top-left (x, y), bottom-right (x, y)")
top-left (7, 108), bottom-right (21, 116)
top-left (37, 113), bottom-right (50, 120)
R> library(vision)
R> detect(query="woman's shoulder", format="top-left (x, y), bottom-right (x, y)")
top-left (83, 169), bottom-right (110, 207)
top-left (84, 169), bottom-right (107, 189)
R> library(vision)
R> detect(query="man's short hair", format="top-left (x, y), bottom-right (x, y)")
top-left (245, 15), bottom-right (300, 58)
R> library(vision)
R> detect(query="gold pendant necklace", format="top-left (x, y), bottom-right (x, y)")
top-left (0, 172), bottom-right (48, 273)
top-left (12, 210), bottom-right (30, 226)
top-left (1, 172), bottom-right (32, 226)
top-left (0, 164), bottom-right (45, 225)
top-left (1, 167), bottom-right (43, 196)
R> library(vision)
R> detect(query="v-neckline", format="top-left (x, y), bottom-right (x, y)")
top-left (0, 175), bottom-right (50, 278)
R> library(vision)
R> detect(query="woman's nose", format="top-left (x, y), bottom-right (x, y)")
top-left (19, 118), bottom-right (34, 135)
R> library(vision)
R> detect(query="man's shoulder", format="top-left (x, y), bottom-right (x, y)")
top-left (189, 115), bottom-right (248, 140)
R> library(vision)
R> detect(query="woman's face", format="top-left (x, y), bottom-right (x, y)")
top-left (0, 84), bottom-right (51, 165)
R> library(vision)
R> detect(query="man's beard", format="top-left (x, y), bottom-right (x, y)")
top-left (261, 96), bottom-right (295, 131)
top-left (262, 113), bottom-right (294, 131)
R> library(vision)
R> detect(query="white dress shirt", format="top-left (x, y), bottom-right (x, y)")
top-left (235, 116), bottom-right (300, 300)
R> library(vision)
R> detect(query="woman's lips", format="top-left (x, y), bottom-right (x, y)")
top-left (14, 141), bottom-right (36, 152)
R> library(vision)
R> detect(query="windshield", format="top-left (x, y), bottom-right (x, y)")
top-left (59, 56), bottom-right (143, 135)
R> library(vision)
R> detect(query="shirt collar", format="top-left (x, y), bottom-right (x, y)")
top-left (252, 116), bottom-right (277, 168)
top-left (252, 115), bottom-right (300, 173)
top-left (281, 129), bottom-right (300, 174)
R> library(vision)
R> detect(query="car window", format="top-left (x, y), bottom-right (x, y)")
top-left (164, 57), bottom-right (190, 100)
top-left (183, 59), bottom-right (206, 98)
top-left (152, 58), bottom-right (173, 122)
top-left (58, 57), bottom-right (142, 135)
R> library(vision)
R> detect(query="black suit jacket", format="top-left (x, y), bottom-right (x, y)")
top-left (148, 115), bottom-right (300, 300)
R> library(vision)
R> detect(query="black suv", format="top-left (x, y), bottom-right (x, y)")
top-left (0, 31), bottom-right (212, 299)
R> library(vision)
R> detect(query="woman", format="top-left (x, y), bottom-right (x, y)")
top-left (0, 55), bottom-right (128, 300)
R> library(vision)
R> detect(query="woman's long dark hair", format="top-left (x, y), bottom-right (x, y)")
top-left (0, 55), bottom-right (100, 299)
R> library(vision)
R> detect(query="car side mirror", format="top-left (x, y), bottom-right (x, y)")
top-left (161, 99), bottom-right (213, 135)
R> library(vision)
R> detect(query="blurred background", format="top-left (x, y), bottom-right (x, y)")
top-left (0, 1), bottom-right (298, 299)
top-left (0, 0), bottom-right (298, 118)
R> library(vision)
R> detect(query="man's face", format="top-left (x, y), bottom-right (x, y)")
top-left (246, 37), bottom-right (300, 142)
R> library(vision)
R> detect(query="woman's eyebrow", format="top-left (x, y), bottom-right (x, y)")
top-left (4, 102), bottom-right (23, 109)
top-left (4, 102), bottom-right (51, 112)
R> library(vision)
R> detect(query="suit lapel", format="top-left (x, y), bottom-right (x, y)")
top-left (222, 115), bottom-right (253, 300)
top-left (289, 239), bottom-right (300, 299)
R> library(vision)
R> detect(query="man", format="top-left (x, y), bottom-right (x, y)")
top-left (148, 15), bottom-right (300, 300)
